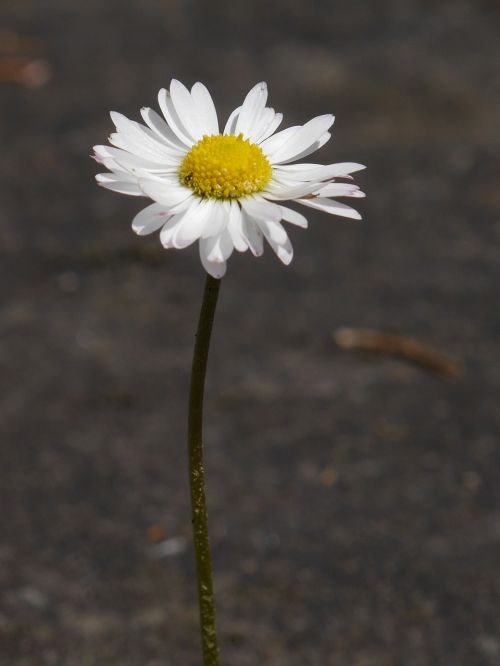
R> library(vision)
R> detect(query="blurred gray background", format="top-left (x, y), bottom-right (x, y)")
top-left (1, 1), bottom-right (499, 664)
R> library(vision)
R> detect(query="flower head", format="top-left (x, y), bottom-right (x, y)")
top-left (93, 80), bottom-right (365, 278)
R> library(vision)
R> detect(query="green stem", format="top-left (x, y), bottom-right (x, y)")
top-left (188, 274), bottom-right (221, 666)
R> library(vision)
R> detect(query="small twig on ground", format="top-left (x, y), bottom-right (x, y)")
top-left (0, 30), bottom-right (51, 87)
top-left (0, 57), bottom-right (51, 87)
top-left (333, 327), bottom-right (462, 379)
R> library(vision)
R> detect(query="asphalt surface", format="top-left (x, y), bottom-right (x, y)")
top-left (1, 1), bottom-right (499, 664)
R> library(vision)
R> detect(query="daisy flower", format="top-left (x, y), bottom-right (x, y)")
top-left (93, 80), bottom-right (365, 278)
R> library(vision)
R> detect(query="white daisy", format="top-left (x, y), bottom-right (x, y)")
top-left (93, 80), bottom-right (365, 278)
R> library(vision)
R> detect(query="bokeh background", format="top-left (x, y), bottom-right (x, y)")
top-left (1, 1), bottom-right (500, 664)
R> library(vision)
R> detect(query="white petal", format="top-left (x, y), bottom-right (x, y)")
top-left (139, 179), bottom-right (194, 208)
top-left (200, 200), bottom-right (227, 238)
top-left (173, 199), bottom-right (212, 248)
top-left (275, 162), bottom-right (366, 181)
top-left (205, 229), bottom-right (234, 263)
top-left (95, 145), bottom-right (170, 175)
top-left (271, 162), bottom-right (320, 171)
top-left (315, 183), bottom-right (366, 198)
top-left (246, 106), bottom-right (274, 142)
top-left (255, 112), bottom-right (283, 143)
top-left (235, 82), bottom-right (268, 139)
top-left (93, 146), bottom-right (134, 174)
top-left (240, 209), bottom-right (264, 256)
top-left (223, 106), bottom-right (241, 135)
top-left (269, 235), bottom-right (293, 265)
top-left (260, 126), bottom-right (301, 159)
top-left (159, 201), bottom-right (204, 248)
top-left (259, 219), bottom-right (293, 265)
top-left (240, 197), bottom-right (282, 223)
top-left (268, 115), bottom-right (334, 164)
top-left (321, 162), bottom-right (366, 176)
top-left (191, 82), bottom-right (219, 135)
top-left (199, 240), bottom-right (227, 279)
top-left (169, 79), bottom-right (204, 141)
top-left (132, 203), bottom-right (173, 235)
top-left (264, 179), bottom-right (324, 200)
top-left (95, 173), bottom-right (143, 196)
top-left (108, 132), bottom-right (179, 167)
top-left (95, 171), bottom-right (136, 184)
top-left (255, 218), bottom-right (288, 244)
top-left (140, 107), bottom-right (187, 152)
top-left (279, 205), bottom-right (308, 228)
top-left (227, 201), bottom-right (248, 252)
top-left (159, 214), bottom-right (185, 248)
top-left (277, 131), bottom-right (332, 165)
top-left (109, 111), bottom-right (180, 162)
top-left (298, 197), bottom-right (362, 220)
top-left (158, 88), bottom-right (195, 146)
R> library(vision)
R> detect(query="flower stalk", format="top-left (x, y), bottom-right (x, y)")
top-left (188, 274), bottom-right (221, 666)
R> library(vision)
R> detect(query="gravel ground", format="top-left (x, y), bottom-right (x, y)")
top-left (1, 1), bottom-right (499, 664)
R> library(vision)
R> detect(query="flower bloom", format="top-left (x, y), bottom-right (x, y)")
top-left (93, 80), bottom-right (365, 278)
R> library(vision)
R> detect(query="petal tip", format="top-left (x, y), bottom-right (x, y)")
top-left (170, 78), bottom-right (184, 93)
top-left (158, 87), bottom-right (170, 102)
top-left (109, 110), bottom-right (122, 126)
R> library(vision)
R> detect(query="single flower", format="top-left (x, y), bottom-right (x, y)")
top-left (93, 80), bottom-right (365, 278)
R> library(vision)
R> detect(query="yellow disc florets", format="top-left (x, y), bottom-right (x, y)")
top-left (179, 133), bottom-right (272, 200)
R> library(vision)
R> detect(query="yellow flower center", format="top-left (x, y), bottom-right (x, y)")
top-left (179, 133), bottom-right (272, 200)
